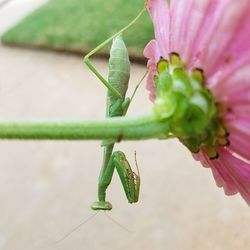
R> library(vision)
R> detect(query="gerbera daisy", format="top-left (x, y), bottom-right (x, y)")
top-left (144, 0), bottom-right (250, 204)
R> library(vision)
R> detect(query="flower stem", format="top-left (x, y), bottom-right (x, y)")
top-left (0, 112), bottom-right (169, 141)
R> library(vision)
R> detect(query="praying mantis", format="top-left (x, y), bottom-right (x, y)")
top-left (83, 6), bottom-right (147, 211)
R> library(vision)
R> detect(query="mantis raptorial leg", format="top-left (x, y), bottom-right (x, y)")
top-left (83, 4), bottom-right (147, 210)
top-left (91, 151), bottom-right (140, 210)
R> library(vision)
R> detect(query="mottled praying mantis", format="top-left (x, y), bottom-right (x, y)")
top-left (83, 5), bottom-right (147, 211)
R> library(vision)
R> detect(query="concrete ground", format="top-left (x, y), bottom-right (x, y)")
top-left (1, 1), bottom-right (250, 250)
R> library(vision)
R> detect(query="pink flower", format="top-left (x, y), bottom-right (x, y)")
top-left (144, 0), bottom-right (250, 205)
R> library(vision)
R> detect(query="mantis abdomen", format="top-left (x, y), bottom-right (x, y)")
top-left (106, 35), bottom-right (130, 117)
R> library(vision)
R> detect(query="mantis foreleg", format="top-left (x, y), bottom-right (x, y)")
top-left (92, 151), bottom-right (140, 210)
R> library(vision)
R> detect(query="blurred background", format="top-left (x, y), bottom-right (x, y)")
top-left (0, 1), bottom-right (250, 250)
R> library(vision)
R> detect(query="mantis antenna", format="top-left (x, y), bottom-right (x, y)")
top-left (54, 212), bottom-right (99, 244)
top-left (53, 211), bottom-right (131, 245)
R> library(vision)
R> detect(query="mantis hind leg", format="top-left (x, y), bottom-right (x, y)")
top-left (122, 69), bottom-right (149, 116)
top-left (83, 6), bottom-right (146, 98)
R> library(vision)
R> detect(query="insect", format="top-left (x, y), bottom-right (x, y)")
top-left (91, 35), bottom-right (139, 211)
top-left (83, 6), bottom-right (147, 210)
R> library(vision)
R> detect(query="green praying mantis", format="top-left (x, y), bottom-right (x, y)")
top-left (55, 8), bottom-right (149, 242)
top-left (83, 6), bottom-right (147, 211)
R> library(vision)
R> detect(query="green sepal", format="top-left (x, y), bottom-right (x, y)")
top-left (170, 52), bottom-right (182, 66)
top-left (156, 70), bottom-right (173, 97)
top-left (157, 59), bottom-right (169, 74)
top-left (154, 75), bottom-right (159, 88)
top-left (179, 138), bottom-right (201, 153)
top-left (154, 93), bottom-right (177, 119)
top-left (191, 68), bottom-right (205, 85)
top-left (172, 67), bottom-right (192, 96)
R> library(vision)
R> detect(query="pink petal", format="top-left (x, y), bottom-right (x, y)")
top-left (224, 115), bottom-right (250, 161)
top-left (169, 0), bottom-right (194, 55)
top-left (211, 160), bottom-right (238, 196)
top-left (169, 0), bottom-right (250, 76)
top-left (218, 148), bottom-right (250, 205)
top-left (226, 115), bottom-right (250, 138)
top-left (192, 151), bottom-right (210, 168)
top-left (194, 148), bottom-right (250, 203)
top-left (208, 54), bottom-right (250, 90)
top-left (229, 134), bottom-right (250, 161)
top-left (209, 8), bottom-right (250, 77)
top-left (143, 39), bottom-right (160, 101)
top-left (146, 0), bottom-right (170, 58)
top-left (210, 60), bottom-right (250, 103)
top-left (170, 0), bottom-right (211, 65)
top-left (193, 151), bottom-right (238, 195)
top-left (188, 0), bottom-right (250, 76)
top-left (143, 39), bottom-right (161, 69)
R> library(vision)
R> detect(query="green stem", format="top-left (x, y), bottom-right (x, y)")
top-left (0, 112), bottom-right (169, 141)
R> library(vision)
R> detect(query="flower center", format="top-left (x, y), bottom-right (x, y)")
top-left (153, 53), bottom-right (229, 159)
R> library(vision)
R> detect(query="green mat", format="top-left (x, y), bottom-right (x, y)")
top-left (2, 0), bottom-right (153, 61)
